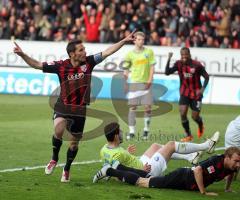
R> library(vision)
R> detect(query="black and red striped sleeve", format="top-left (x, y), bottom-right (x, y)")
top-left (165, 60), bottom-right (178, 75)
top-left (42, 61), bottom-right (61, 74)
top-left (199, 65), bottom-right (209, 89)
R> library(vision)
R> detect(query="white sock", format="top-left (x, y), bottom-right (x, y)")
top-left (144, 117), bottom-right (150, 131)
top-left (171, 153), bottom-right (195, 162)
top-left (175, 141), bottom-right (209, 154)
top-left (129, 126), bottom-right (135, 134)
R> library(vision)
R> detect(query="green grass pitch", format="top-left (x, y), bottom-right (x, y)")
top-left (0, 94), bottom-right (239, 200)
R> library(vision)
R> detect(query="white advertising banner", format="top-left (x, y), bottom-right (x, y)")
top-left (210, 77), bottom-right (240, 105)
top-left (0, 67), bottom-right (239, 105)
top-left (1, 40), bottom-right (240, 76)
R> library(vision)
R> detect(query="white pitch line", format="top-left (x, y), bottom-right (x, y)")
top-left (0, 160), bottom-right (101, 173)
top-left (215, 147), bottom-right (226, 151)
top-left (0, 147), bottom-right (227, 173)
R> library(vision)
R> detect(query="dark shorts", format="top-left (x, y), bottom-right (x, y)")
top-left (149, 168), bottom-right (197, 190)
top-left (179, 95), bottom-right (202, 112)
top-left (53, 112), bottom-right (86, 134)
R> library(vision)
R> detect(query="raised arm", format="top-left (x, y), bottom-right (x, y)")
top-left (101, 30), bottom-right (135, 60)
top-left (165, 52), bottom-right (177, 75)
top-left (13, 42), bottom-right (43, 70)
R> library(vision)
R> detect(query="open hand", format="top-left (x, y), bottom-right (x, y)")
top-left (80, 4), bottom-right (86, 12)
top-left (127, 144), bottom-right (136, 154)
top-left (122, 29), bottom-right (136, 43)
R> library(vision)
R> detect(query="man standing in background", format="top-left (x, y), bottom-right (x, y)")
top-left (165, 47), bottom-right (209, 142)
top-left (124, 31), bottom-right (156, 140)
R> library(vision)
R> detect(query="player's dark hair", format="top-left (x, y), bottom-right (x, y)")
top-left (224, 146), bottom-right (240, 158)
top-left (180, 47), bottom-right (190, 54)
top-left (66, 40), bottom-right (82, 56)
top-left (104, 122), bottom-right (120, 142)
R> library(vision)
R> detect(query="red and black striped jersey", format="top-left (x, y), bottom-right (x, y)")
top-left (197, 155), bottom-right (235, 188)
top-left (42, 53), bottom-right (102, 111)
top-left (166, 59), bottom-right (209, 100)
top-left (186, 154), bottom-right (236, 191)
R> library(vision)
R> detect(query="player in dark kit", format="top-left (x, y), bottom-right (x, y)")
top-left (93, 147), bottom-right (240, 196)
top-left (165, 47), bottom-right (209, 142)
top-left (13, 31), bottom-right (135, 182)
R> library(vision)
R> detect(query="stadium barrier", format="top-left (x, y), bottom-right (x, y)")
top-left (1, 40), bottom-right (240, 76)
top-left (0, 67), bottom-right (239, 105)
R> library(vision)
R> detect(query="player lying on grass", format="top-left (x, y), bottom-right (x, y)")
top-left (100, 122), bottom-right (219, 176)
top-left (94, 146), bottom-right (240, 196)
top-left (225, 115), bottom-right (240, 180)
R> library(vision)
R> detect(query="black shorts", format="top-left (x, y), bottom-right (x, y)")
top-left (53, 112), bottom-right (86, 134)
top-left (179, 95), bottom-right (202, 112)
top-left (149, 168), bottom-right (197, 190)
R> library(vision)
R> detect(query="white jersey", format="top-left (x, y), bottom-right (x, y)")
top-left (225, 116), bottom-right (240, 147)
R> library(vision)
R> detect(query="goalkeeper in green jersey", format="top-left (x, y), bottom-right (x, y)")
top-left (100, 122), bottom-right (220, 176)
top-left (124, 31), bottom-right (156, 140)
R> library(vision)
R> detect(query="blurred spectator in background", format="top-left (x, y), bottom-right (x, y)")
top-left (231, 14), bottom-right (240, 48)
top-left (148, 31), bottom-right (160, 45)
top-left (210, 8), bottom-right (230, 42)
top-left (38, 15), bottom-right (52, 40)
top-left (26, 25), bottom-right (37, 41)
top-left (164, 7), bottom-right (178, 46)
top-left (99, 4), bottom-right (115, 43)
top-left (33, 3), bottom-right (43, 29)
top-left (104, 19), bottom-right (119, 43)
top-left (56, 4), bottom-right (72, 29)
top-left (0, 0), bottom-right (239, 49)
top-left (220, 36), bottom-right (232, 48)
top-left (81, 3), bottom-right (103, 42)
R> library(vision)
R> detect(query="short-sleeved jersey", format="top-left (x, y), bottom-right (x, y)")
top-left (149, 154), bottom-right (236, 191)
top-left (100, 144), bottom-right (143, 169)
top-left (125, 48), bottom-right (156, 83)
top-left (187, 154), bottom-right (236, 190)
top-left (42, 53), bottom-right (102, 112)
top-left (167, 59), bottom-right (209, 100)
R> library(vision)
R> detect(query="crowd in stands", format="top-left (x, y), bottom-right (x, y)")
top-left (0, 0), bottom-right (240, 48)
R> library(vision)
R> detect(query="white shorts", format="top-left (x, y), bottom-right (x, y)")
top-left (225, 121), bottom-right (240, 148)
top-left (127, 83), bottom-right (153, 106)
top-left (140, 152), bottom-right (167, 176)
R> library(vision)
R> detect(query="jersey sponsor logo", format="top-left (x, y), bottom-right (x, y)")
top-left (80, 65), bottom-right (87, 72)
top-left (144, 54), bottom-right (149, 58)
top-left (183, 72), bottom-right (193, 78)
top-left (154, 156), bottom-right (160, 161)
top-left (207, 166), bottom-right (215, 174)
top-left (47, 61), bottom-right (55, 65)
top-left (190, 68), bottom-right (196, 73)
top-left (135, 59), bottom-right (148, 65)
top-left (67, 73), bottom-right (84, 81)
